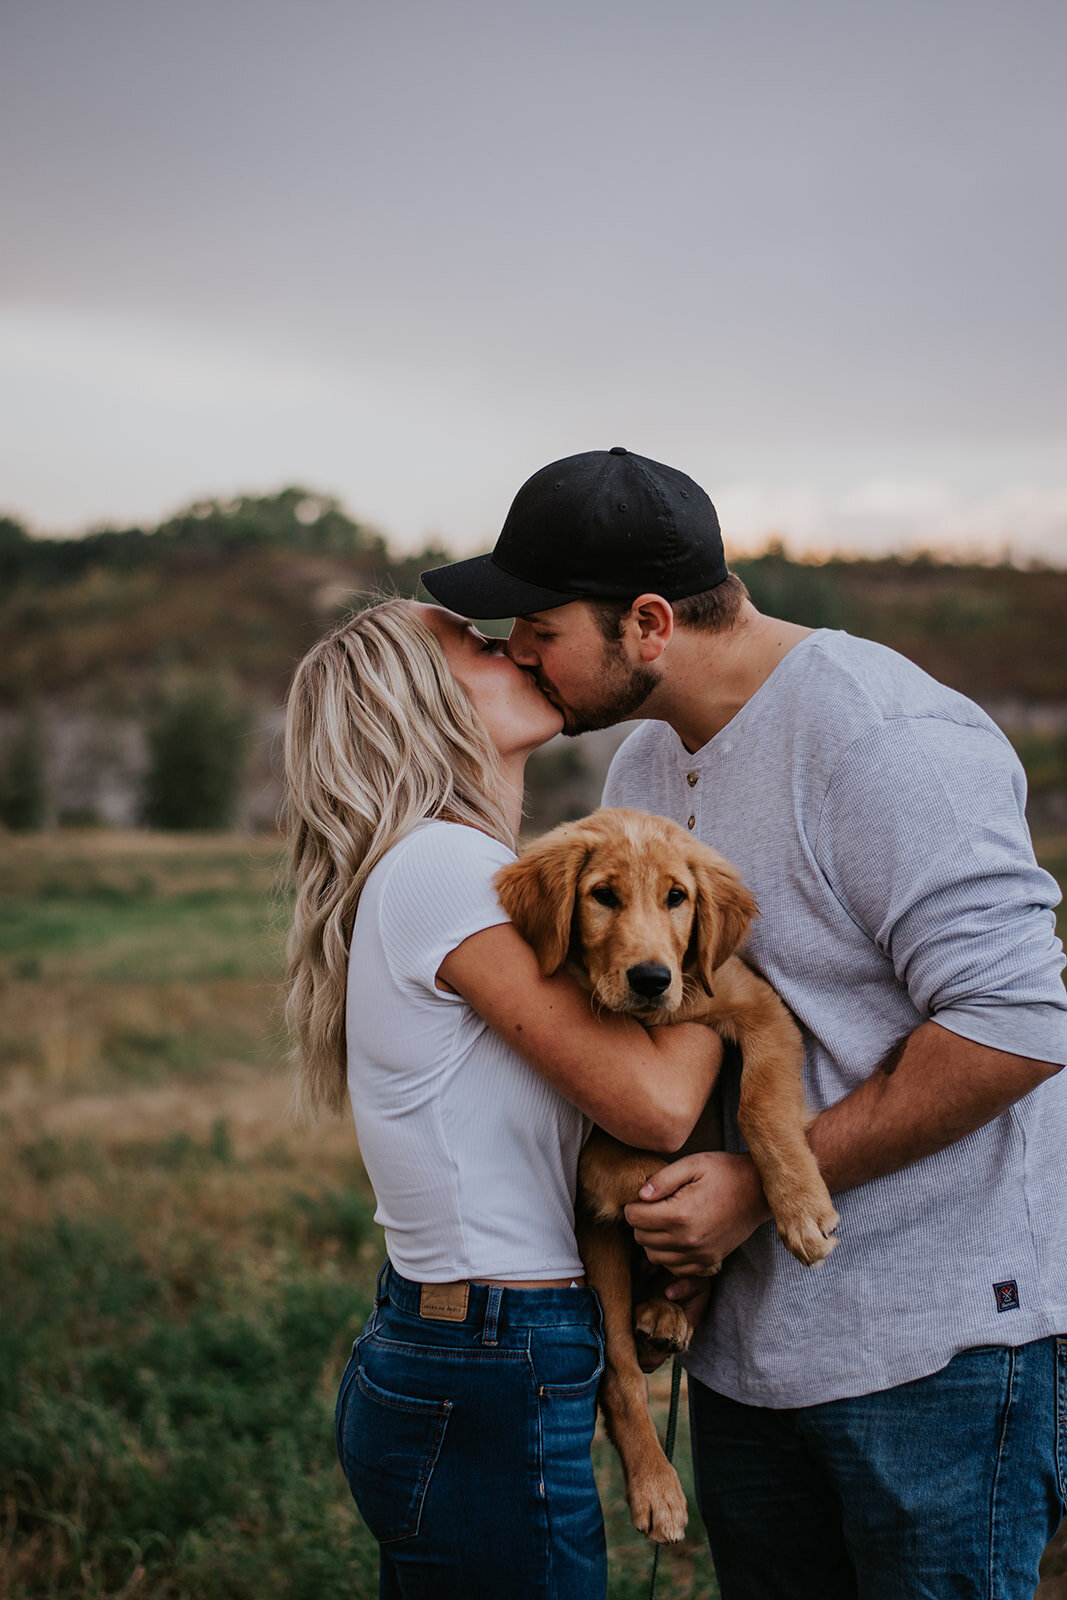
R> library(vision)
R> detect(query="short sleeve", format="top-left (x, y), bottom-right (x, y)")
top-left (374, 823), bottom-right (515, 998)
top-left (815, 716), bottom-right (1067, 1065)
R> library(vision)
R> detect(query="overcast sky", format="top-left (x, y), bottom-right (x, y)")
top-left (2, 0), bottom-right (1065, 561)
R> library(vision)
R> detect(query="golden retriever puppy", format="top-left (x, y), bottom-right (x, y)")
top-left (495, 807), bottom-right (837, 1543)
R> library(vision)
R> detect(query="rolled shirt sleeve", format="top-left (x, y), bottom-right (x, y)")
top-left (814, 715), bottom-right (1067, 1066)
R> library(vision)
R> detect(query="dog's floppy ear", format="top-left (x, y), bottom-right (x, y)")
top-left (688, 845), bottom-right (758, 985)
top-left (494, 825), bottom-right (591, 976)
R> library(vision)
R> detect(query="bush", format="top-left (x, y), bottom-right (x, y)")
top-left (0, 705), bottom-right (47, 830)
top-left (0, 1211), bottom-right (376, 1598)
top-left (142, 678), bottom-right (250, 830)
top-left (733, 547), bottom-right (846, 629)
top-left (1010, 730), bottom-right (1067, 797)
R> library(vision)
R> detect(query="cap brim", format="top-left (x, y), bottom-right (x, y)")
top-left (420, 553), bottom-right (579, 619)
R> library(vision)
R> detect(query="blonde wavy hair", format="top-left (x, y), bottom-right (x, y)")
top-left (283, 597), bottom-right (514, 1116)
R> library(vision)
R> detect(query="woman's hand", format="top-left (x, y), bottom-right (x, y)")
top-left (624, 1151), bottom-right (770, 1276)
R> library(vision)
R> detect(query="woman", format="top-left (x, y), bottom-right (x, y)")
top-left (283, 597), bottom-right (720, 1600)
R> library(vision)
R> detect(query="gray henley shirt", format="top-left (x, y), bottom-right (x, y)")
top-left (602, 628), bottom-right (1067, 1407)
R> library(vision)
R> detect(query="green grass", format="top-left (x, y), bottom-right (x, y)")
top-left (0, 837), bottom-right (286, 983)
top-left (0, 834), bottom-right (286, 1094)
top-left (0, 892), bottom-right (277, 982)
top-left (0, 1151), bottom-right (381, 1600)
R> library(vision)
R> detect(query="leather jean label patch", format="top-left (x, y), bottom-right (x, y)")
top-left (419, 1283), bottom-right (470, 1322)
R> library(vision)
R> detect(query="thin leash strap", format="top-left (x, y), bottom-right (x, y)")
top-left (648, 1356), bottom-right (684, 1600)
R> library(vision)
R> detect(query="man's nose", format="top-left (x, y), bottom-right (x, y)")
top-left (506, 623), bottom-right (538, 666)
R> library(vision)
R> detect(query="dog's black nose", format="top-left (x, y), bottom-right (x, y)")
top-left (626, 963), bottom-right (672, 999)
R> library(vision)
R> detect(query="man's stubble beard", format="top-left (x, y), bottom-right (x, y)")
top-left (546, 646), bottom-right (661, 738)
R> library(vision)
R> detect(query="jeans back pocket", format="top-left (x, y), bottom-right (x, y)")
top-left (336, 1362), bottom-right (452, 1544)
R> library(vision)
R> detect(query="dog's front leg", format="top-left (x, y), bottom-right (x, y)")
top-left (578, 1127), bottom-right (666, 1224)
top-left (581, 1128), bottom-right (698, 1371)
top-left (576, 1208), bottom-right (689, 1544)
top-left (714, 961), bottom-right (839, 1266)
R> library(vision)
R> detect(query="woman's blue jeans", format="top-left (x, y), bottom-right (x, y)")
top-left (689, 1334), bottom-right (1067, 1599)
top-left (335, 1262), bottom-right (607, 1599)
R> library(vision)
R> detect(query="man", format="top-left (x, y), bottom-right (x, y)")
top-left (421, 447), bottom-right (1067, 1600)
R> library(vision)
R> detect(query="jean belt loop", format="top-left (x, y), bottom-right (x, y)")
top-left (374, 1259), bottom-right (391, 1308)
top-left (482, 1284), bottom-right (503, 1346)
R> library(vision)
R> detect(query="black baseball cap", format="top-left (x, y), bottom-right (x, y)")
top-left (421, 446), bottom-right (727, 618)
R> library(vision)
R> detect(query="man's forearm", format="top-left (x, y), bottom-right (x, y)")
top-left (805, 1018), bottom-right (1061, 1196)
top-left (626, 1017), bottom-right (1062, 1277)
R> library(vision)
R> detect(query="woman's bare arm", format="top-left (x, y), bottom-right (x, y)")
top-left (438, 921), bottom-right (722, 1151)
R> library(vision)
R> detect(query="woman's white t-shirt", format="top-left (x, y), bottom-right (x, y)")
top-left (346, 820), bottom-right (587, 1283)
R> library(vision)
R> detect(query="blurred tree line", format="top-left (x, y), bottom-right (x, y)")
top-left (0, 489), bottom-right (388, 586)
top-left (1, 493), bottom-right (1065, 832)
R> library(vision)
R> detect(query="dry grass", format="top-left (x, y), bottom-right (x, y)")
top-left (0, 828), bottom-right (366, 1295)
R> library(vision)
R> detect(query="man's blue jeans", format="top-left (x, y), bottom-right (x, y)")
top-left (335, 1262), bottom-right (607, 1600)
top-left (690, 1336), bottom-right (1067, 1600)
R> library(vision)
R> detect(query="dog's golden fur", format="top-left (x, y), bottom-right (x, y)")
top-left (496, 807), bottom-right (837, 1544)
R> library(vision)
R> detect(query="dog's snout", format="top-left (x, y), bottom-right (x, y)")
top-left (626, 963), bottom-right (672, 1000)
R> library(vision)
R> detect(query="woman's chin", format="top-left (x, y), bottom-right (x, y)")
top-left (534, 688), bottom-right (566, 736)
top-left (527, 711), bottom-right (566, 752)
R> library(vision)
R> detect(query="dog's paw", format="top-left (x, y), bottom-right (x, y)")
top-left (634, 1297), bottom-right (692, 1371)
top-left (777, 1201), bottom-right (839, 1267)
top-left (628, 1459), bottom-right (689, 1545)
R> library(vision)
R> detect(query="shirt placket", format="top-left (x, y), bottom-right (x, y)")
top-left (683, 764), bottom-right (700, 832)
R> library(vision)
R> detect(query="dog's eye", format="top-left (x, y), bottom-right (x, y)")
top-left (590, 885), bottom-right (619, 908)
top-left (666, 887), bottom-right (687, 907)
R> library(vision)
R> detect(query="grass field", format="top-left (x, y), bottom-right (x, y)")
top-left (1, 829), bottom-right (1065, 1600)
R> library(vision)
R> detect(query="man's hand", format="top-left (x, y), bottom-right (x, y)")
top-left (664, 1275), bottom-right (712, 1333)
top-left (624, 1152), bottom-right (771, 1277)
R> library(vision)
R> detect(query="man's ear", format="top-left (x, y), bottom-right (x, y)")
top-left (624, 594), bottom-right (674, 664)
top-left (494, 826), bottom-right (591, 975)
top-left (687, 845), bottom-right (758, 984)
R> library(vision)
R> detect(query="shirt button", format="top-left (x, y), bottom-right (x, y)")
top-left (687, 772), bottom-right (698, 787)
top-left (687, 815), bottom-right (696, 830)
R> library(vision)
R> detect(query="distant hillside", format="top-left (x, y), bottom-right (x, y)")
top-left (1, 491), bottom-right (1065, 830)
top-left (0, 490), bottom-right (444, 706)
top-left (732, 546), bottom-right (1067, 706)
top-left (3, 495), bottom-right (1065, 707)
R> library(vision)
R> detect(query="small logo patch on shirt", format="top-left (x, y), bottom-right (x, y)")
top-left (993, 1279), bottom-right (1020, 1313)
